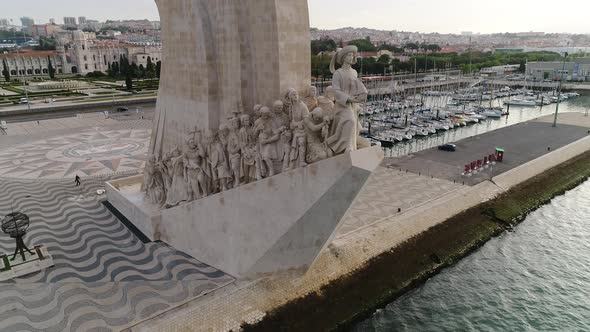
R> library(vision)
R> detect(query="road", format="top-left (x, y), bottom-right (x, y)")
top-left (0, 101), bottom-right (156, 123)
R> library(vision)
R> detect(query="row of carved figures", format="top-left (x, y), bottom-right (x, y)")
top-left (144, 46), bottom-right (369, 208)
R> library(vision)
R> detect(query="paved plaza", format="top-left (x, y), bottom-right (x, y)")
top-left (0, 118), bottom-right (234, 332)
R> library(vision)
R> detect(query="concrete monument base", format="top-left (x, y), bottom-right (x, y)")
top-left (107, 146), bottom-right (383, 277)
top-left (0, 245), bottom-right (54, 282)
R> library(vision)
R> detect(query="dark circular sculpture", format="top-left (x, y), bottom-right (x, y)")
top-left (1, 212), bottom-right (34, 261)
top-left (2, 212), bottom-right (30, 238)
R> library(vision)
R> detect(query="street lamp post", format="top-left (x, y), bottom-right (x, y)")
top-left (553, 52), bottom-right (568, 128)
top-left (11, 25), bottom-right (32, 111)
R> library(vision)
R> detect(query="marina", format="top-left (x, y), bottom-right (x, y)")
top-left (360, 88), bottom-right (587, 157)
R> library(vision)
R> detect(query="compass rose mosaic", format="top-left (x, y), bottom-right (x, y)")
top-left (0, 129), bottom-right (151, 179)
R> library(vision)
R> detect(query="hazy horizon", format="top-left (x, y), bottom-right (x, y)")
top-left (3, 0), bottom-right (590, 35)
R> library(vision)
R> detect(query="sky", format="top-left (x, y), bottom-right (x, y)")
top-left (3, 0), bottom-right (590, 34)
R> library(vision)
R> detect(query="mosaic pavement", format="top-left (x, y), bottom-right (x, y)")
top-left (337, 166), bottom-right (465, 237)
top-left (0, 123), bottom-right (234, 332)
top-left (0, 177), bottom-right (234, 332)
top-left (0, 128), bottom-right (150, 180)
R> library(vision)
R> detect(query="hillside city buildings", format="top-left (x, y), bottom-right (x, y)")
top-left (0, 16), bottom-right (162, 78)
top-left (1, 30), bottom-right (161, 77)
top-left (311, 27), bottom-right (590, 55)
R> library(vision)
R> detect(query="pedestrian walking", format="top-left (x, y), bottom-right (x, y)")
top-left (75, 175), bottom-right (81, 186)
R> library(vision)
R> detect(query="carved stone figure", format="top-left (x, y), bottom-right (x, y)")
top-left (227, 116), bottom-right (242, 188)
top-left (252, 104), bottom-right (263, 122)
top-left (303, 86), bottom-right (318, 113)
top-left (317, 86), bottom-right (336, 118)
top-left (285, 88), bottom-right (309, 168)
top-left (272, 100), bottom-right (290, 162)
top-left (272, 100), bottom-right (290, 131)
top-left (184, 138), bottom-right (210, 200)
top-left (207, 130), bottom-right (232, 192)
top-left (165, 147), bottom-right (190, 207)
top-left (329, 45), bottom-right (369, 151)
top-left (305, 108), bottom-right (333, 164)
top-left (219, 123), bottom-right (230, 152)
top-left (158, 151), bottom-right (173, 195)
top-left (144, 156), bottom-right (166, 206)
top-left (239, 114), bottom-right (257, 184)
top-left (256, 107), bottom-right (282, 179)
top-left (279, 129), bottom-right (293, 172)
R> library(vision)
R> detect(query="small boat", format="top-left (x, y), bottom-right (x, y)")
top-left (481, 109), bottom-right (502, 118)
top-left (505, 98), bottom-right (536, 106)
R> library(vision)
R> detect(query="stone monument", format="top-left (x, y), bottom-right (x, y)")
top-left (106, 0), bottom-right (383, 278)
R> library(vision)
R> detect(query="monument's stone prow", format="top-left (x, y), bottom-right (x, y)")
top-left (160, 146), bottom-right (383, 277)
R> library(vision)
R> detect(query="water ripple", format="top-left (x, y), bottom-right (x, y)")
top-left (354, 180), bottom-right (590, 331)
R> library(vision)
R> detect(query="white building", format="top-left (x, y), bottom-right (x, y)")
top-left (0, 30), bottom-right (162, 77)
top-left (526, 58), bottom-right (590, 82)
top-left (480, 65), bottom-right (520, 77)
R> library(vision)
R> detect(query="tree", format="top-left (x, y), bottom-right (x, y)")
top-left (47, 56), bottom-right (56, 79)
top-left (2, 59), bottom-right (10, 82)
top-left (155, 61), bottom-right (162, 78)
top-left (109, 62), bottom-right (119, 78)
top-left (347, 39), bottom-right (377, 52)
top-left (378, 54), bottom-right (391, 63)
top-left (125, 75), bottom-right (133, 90)
top-left (311, 39), bottom-right (337, 55)
top-left (130, 62), bottom-right (138, 78)
top-left (138, 64), bottom-right (145, 79)
top-left (146, 56), bottom-right (156, 78)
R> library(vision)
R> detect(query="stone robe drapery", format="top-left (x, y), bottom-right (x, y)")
top-left (326, 107), bottom-right (356, 154)
top-left (166, 155), bottom-right (189, 207)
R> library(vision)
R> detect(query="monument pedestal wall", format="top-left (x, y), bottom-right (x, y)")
top-left (105, 175), bottom-right (162, 241)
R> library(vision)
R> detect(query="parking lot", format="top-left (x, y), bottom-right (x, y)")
top-left (385, 113), bottom-right (590, 186)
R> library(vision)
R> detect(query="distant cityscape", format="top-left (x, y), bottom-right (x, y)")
top-left (0, 16), bottom-right (161, 46)
top-left (311, 27), bottom-right (590, 56)
top-left (1, 15), bottom-right (590, 82)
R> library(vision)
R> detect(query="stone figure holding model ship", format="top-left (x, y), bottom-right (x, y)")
top-left (327, 45), bottom-right (370, 154)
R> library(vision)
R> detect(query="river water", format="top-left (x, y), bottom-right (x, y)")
top-left (353, 94), bottom-right (590, 331)
top-left (353, 180), bottom-right (590, 331)
top-left (375, 94), bottom-right (590, 158)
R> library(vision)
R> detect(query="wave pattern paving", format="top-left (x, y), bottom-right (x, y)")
top-left (0, 177), bottom-right (234, 331)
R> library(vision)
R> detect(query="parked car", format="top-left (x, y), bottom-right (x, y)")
top-left (44, 98), bottom-right (55, 103)
top-left (438, 143), bottom-right (457, 152)
top-left (116, 106), bottom-right (129, 112)
top-left (13, 98), bottom-right (28, 105)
